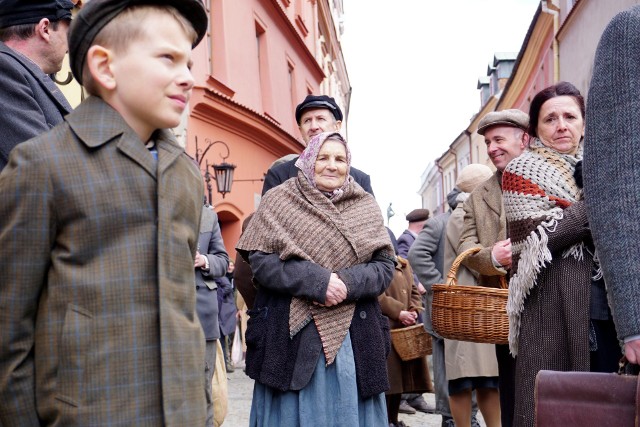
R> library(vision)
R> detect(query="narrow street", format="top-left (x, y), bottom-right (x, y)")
top-left (222, 362), bottom-right (486, 427)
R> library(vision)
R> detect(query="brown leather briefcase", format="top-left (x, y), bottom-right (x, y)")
top-left (535, 369), bottom-right (640, 426)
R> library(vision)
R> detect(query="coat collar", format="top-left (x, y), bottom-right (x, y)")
top-left (66, 96), bottom-right (185, 179)
top-left (0, 41), bottom-right (72, 114)
top-left (481, 172), bottom-right (503, 217)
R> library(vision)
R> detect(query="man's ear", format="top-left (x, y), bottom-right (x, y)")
top-left (86, 45), bottom-right (116, 90)
top-left (334, 120), bottom-right (343, 131)
top-left (521, 132), bottom-right (531, 148)
top-left (35, 18), bottom-right (51, 42)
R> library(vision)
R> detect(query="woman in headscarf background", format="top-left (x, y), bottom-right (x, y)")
top-left (236, 131), bottom-right (395, 427)
top-left (501, 82), bottom-right (621, 427)
top-left (445, 163), bottom-right (501, 427)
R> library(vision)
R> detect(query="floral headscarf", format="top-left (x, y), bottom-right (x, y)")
top-left (294, 132), bottom-right (352, 199)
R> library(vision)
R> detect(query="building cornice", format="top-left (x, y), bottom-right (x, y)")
top-left (190, 87), bottom-right (303, 157)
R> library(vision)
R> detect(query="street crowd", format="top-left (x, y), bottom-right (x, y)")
top-left (0, 1), bottom-right (639, 426)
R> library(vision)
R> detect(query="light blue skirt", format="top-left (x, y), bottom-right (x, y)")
top-left (249, 331), bottom-right (388, 427)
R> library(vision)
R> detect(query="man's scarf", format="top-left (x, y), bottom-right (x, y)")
top-left (236, 172), bottom-right (393, 364)
top-left (502, 139), bottom-right (584, 355)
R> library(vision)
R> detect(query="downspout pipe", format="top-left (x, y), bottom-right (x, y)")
top-left (541, 0), bottom-right (560, 82)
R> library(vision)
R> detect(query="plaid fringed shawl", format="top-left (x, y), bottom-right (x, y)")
top-left (236, 172), bottom-right (393, 364)
top-left (502, 139), bottom-right (584, 355)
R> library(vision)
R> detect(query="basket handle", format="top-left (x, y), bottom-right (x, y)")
top-left (445, 247), bottom-right (508, 289)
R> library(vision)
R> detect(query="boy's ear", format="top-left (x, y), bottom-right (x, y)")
top-left (86, 45), bottom-right (116, 91)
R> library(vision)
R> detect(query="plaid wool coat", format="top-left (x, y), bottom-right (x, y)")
top-left (0, 96), bottom-right (206, 426)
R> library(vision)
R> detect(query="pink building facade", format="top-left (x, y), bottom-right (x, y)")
top-left (184, 0), bottom-right (350, 255)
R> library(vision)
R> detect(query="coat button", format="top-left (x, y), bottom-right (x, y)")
top-left (359, 311), bottom-right (367, 319)
top-left (196, 285), bottom-right (200, 290)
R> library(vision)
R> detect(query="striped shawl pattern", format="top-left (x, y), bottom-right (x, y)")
top-left (237, 172), bottom-right (393, 364)
top-left (502, 140), bottom-right (583, 355)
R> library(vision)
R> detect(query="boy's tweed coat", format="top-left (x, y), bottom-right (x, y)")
top-left (0, 96), bottom-right (206, 426)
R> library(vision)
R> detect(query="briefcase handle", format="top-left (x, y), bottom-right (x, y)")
top-left (618, 357), bottom-right (640, 427)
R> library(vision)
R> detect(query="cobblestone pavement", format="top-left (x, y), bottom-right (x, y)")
top-left (222, 363), bottom-right (486, 427)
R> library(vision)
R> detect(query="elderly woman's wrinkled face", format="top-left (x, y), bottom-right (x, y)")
top-left (537, 95), bottom-right (584, 155)
top-left (314, 139), bottom-right (348, 192)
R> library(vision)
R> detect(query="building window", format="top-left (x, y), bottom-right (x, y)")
top-left (287, 59), bottom-right (296, 119)
top-left (255, 20), bottom-right (273, 115)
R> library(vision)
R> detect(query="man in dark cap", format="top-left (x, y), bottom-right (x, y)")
top-left (457, 108), bottom-right (529, 427)
top-left (261, 94), bottom-right (374, 195)
top-left (0, 1), bottom-right (210, 425)
top-left (396, 207), bottom-right (435, 415)
top-left (0, 0), bottom-right (75, 171)
top-left (398, 208), bottom-right (430, 258)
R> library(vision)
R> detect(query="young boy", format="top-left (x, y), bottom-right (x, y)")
top-left (0, 1), bottom-right (209, 426)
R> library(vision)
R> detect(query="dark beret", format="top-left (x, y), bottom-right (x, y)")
top-left (0, 0), bottom-right (74, 29)
top-left (68, 0), bottom-right (208, 85)
top-left (295, 94), bottom-right (343, 124)
top-left (406, 208), bottom-right (430, 222)
top-left (477, 109), bottom-right (529, 136)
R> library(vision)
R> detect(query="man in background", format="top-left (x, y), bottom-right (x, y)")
top-left (195, 202), bottom-right (230, 427)
top-left (397, 208), bottom-right (430, 258)
top-left (0, 0), bottom-right (74, 171)
top-left (396, 208), bottom-right (433, 415)
top-left (261, 94), bottom-right (373, 195)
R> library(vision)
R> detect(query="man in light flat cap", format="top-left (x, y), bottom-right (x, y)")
top-left (0, 0), bottom-right (75, 171)
top-left (262, 94), bottom-right (374, 195)
top-left (458, 108), bottom-right (530, 427)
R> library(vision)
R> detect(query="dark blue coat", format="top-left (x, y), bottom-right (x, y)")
top-left (196, 206), bottom-right (229, 340)
top-left (0, 42), bottom-right (72, 171)
top-left (396, 229), bottom-right (416, 258)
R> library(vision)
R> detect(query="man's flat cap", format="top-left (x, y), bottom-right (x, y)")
top-left (406, 208), bottom-right (430, 222)
top-left (295, 95), bottom-right (343, 124)
top-left (0, 0), bottom-right (74, 29)
top-left (68, 0), bottom-right (208, 85)
top-left (477, 109), bottom-right (529, 135)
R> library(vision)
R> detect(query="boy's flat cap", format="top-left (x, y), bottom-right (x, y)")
top-left (406, 209), bottom-right (430, 222)
top-left (295, 95), bottom-right (343, 124)
top-left (0, 0), bottom-right (74, 29)
top-left (477, 109), bottom-right (529, 135)
top-left (68, 0), bottom-right (207, 85)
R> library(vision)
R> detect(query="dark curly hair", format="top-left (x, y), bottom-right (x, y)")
top-left (528, 81), bottom-right (585, 138)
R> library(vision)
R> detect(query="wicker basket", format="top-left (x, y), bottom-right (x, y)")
top-left (390, 323), bottom-right (432, 361)
top-left (431, 247), bottom-right (509, 345)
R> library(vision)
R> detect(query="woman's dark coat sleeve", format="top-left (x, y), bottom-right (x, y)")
top-left (248, 251), bottom-right (330, 303)
top-left (337, 250), bottom-right (395, 300)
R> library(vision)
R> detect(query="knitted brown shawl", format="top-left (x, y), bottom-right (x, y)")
top-left (502, 139), bottom-right (584, 355)
top-left (236, 172), bottom-right (393, 364)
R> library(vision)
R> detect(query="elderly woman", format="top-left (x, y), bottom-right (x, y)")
top-left (236, 131), bottom-right (395, 427)
top-left (502, 82), bottom-right (621, 427)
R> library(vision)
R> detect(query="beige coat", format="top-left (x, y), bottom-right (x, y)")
top-left (458, 173), bottom-right (508, 287)
top-left (444, 198), bottom-right (499, 380)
